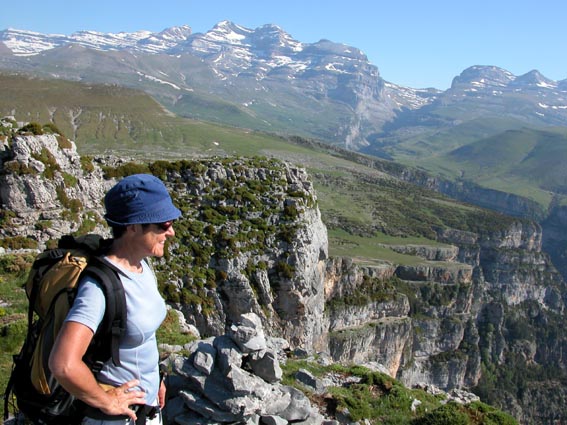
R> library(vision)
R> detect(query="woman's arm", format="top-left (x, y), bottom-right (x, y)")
top-left (49, 320), bottom-right (147, 421)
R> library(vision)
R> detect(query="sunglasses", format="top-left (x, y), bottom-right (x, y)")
top-left (153, 221), bottom-right (174, 231)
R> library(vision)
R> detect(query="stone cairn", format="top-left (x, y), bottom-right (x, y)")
top-left (162, 313), bottom-right (330, 425)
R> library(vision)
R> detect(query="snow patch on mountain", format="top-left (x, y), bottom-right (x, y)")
top-left (384, 82), bottom-right (440, 109)
top-left (136, 71), bottom-right (182, 90)
top-left (539, 103), bottom-right (567, 110)
top-left (1, 28), bottom-right (65, 55)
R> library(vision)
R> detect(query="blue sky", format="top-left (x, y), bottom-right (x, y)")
top-left (1, 0), bottom-right (565, 89)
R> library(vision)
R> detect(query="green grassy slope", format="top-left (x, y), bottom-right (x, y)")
top-left (375, 115), bottom-right (538, 169)
top-left (0, 74), bottom-right (279, 157)
top-left (413, 127), bottom-right (567, 206)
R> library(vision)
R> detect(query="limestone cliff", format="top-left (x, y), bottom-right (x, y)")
top-left (2, 134), bottom-right (566, 423)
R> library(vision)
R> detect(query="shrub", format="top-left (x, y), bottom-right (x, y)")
top-left (283, 203), bottom-right (299, 220)
top-left (80, 156), bottom-right (95, 174)
top-left (0, 209), bottom-right (16, 228)
top-left (156, 309), bottom-right (195, 347)
top-left (0, 254), bottom-right (33, 274)
top-left (34, 220), bottom-right (53, 231)
top-left (149, 160), bottom-right (174, 180)
top-left (62, 172), bottom-right (78, 187)
top-left (56, 135), bottom-right (73, 149)
top-left (102, 162), bottom-right (151, 179)
top-left (42, 123), bottom-right (63, 136)
top-left (32, 147), bottom-right (60, 179)
top-left (68, 199), bottom-right (83, 213)
top-left (75, 212), bottom-right (100, 234)
top-left (0, 320), bottom-right (27, 354)
top-left (18, 122), bottom-right (43, 135)
top-left (412, 403), bottom-right (469, 425)
top-left (201, 207), bottom-right (227, 226)
top-left (3, 160), bottom-right (38, 176)
top-left (276, 261), bottom-right (295, 279)
top-left (0, 236), bottom-right (38, 250)
top-left (160, 282), bottom-right (180, 304)
top-left (468, 401), bottom-right (517, 425)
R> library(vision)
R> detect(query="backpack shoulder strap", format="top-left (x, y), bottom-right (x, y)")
top-left (81, 258), bottom-right (127, 367)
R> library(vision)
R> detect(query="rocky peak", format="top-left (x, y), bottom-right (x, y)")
top-left (450, 65), bottom-right (516, 90)
top-left (194, 20), bottom-right (253, 49)
top-left (157, 24), bottom-right (193, 41)
top-left (138, 25), bottom-right (193, 52)
top-left (304, 38), bottom-right (368, 61)
top-left (0, 28), bottom-right (68, 56)
top-left (249, 24), bottom-right (303, 56)
top-left (512, 69), bottom-right (557, 89)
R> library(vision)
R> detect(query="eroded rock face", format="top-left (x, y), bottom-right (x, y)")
top-left (0, 134), bottom-right (114, 240)
top-left (1, 135), bottom-right (110, 211)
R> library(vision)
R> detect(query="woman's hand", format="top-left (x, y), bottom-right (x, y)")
top-left (102, 379), bottom-right (147, 421)
top-left (158, 379), bottom-right (167, 409)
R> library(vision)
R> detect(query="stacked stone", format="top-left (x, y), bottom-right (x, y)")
top-left (163, 313), bottom-right (327, 425)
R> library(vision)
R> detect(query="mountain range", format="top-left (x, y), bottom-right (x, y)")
top-left (2, 22), bottom-right (564, 147)
top-left (1, 21), bottom-right (567, 209)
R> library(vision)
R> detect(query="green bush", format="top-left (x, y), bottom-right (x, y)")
top-left (156, 309), bottom-right (195, 347)
top-left (0, 210), bottom-right (16, 228)
top-left (283, 203), bottom-right (299, 220)
top-left (62, 172), bottom-right (78, 187)
top-left (468, 402), bottom-right (517, 425)
top-left (3, 160), bottom-right (38, 176)
top-left (34, 220), bottom-right (53, 231)
top-left (56, 135), bottom-right (73, 149)
top-left (18, 122), bottom-right (43, 135)
top-left (102, 162), bottom-right (151, 178)
top-left (276, 261), bottom-right (295, 279)
top-left (80, 156), bottom-right (95, 174)
top-left (75, 212), bottom-right (100, 235)
top-left (412, 403), bottom-right (469, 425)
top-left (42, 122), bottom-right (63, 136)
top-left (32, 147), bottom-right (60, 179)
top-left (0, 254), bottom-right (33, 274)
top-left (0, 320), bottom-right (27, 354)
top-left (0, 236), bottom-right (38, 250)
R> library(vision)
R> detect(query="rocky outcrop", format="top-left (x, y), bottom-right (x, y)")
top-left (163, 313), bottom-right (326, 425)
top-left (1, 135), bottom-right (109, 211)
top-left (0, 134), bottom-right (116, 240)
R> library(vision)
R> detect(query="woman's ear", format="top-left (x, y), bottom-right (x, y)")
top-left (126, 224), bottom-right (140, 234)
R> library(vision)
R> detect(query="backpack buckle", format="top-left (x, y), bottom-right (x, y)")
top-left (91, 360), bottom-right (104, 374)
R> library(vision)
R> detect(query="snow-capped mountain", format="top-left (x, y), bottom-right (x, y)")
top-left (1, 21), bottom-right (418, 148)
top-left (0, 25), bottom-right (193, 55)
top-left (438, 66), bottom-right (567, 126)
top-left (0, 22), bottom-right (566, 151)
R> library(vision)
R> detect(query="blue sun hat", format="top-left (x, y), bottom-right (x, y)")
top-left (104, 174), bottom-right (182, 226)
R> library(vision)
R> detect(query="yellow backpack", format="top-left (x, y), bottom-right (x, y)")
top-left (4, 234), bottom-right (126, 425)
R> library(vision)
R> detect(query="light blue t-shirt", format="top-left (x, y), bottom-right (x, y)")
top-left (65, 258), bottom-right (167, 406)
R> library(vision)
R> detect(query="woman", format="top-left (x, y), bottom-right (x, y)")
top-left (49, 174), bottom-right (182, 424)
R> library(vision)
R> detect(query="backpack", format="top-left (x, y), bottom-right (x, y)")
top-left (3, 234), bottom-right (127, 425)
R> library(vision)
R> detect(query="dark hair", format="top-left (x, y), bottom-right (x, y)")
top-left (110, 225), bottom-right (128, 239)
top-left (111, 223), bottom-right (156, 239)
